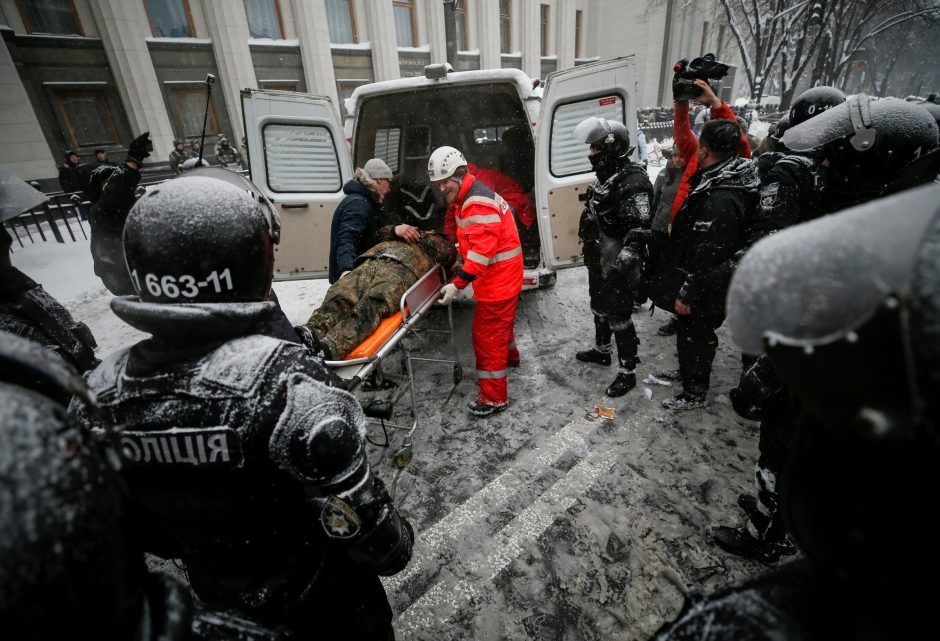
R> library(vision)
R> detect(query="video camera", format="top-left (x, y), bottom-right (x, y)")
top-left (672, 53), bottom-right (730, 102)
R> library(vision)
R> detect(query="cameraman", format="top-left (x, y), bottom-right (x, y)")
top-left (670, 79), bottom-right (751, 223)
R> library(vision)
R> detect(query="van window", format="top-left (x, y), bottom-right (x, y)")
top-left (374, 127), bottom-right (401, 172)
top-left (263, 123), bottom-right (342, 193)
top-left (549, 95), bottom-right (625, 177)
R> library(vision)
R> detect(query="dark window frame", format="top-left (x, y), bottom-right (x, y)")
top-left (167, 85), bottom-right (220, 140)
top-left (15, 0), bottom-right (84, 35)
top-left (54, 89), bottom-right (120, 149)
top-left (540, 4), bottom-right (549, 57)
top-left (575, 10), bottom-right (582, 58)
top-left (393, 0), bottom-right (418, 48)
top-left (144, 0), bottom-right (196, 38)
top-left (499, 0), bottom-right (511, 54)
top-left (244, 0), bottom-right (285, 40)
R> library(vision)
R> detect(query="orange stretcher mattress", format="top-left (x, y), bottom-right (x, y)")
top-left (344, 310), bottom-right (407, 360)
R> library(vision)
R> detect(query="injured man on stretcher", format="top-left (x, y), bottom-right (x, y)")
top-left (298, 230), bottom-right (457, 361)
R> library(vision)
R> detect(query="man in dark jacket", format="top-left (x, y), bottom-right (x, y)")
top-left (86, 132), bottom-right (152, 295)
top-left (329, 158), bottom-right (419, 283)
top-left (573, 117), bottom-right (654, 398)
top-left (304, 231), bottom-right (456, 360)
top-left (69, 175), bottom-right (414, 640)
top-left (649, 119), bottom-right (759, 410)
top-left (58, 149), bottom-right (82, 192)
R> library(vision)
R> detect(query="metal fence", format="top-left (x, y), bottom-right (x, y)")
top-left (3, 192), bottom-right (89, 247)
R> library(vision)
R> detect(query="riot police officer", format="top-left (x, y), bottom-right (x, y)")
top-left (654, 183), bottom-right (940, 641)
top-left (573, 117), bottom-right (654, 397)
top-left (69, 175), bottom-right (414, 640)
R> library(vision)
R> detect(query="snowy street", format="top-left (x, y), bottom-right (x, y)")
top-left (12, 222), bottom-right (767, 640)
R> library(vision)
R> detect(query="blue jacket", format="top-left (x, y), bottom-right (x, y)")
top-left (328, 178), bottom-right (382, 283)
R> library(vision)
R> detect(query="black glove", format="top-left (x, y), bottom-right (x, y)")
top-left (126, 131), bottom-right (152, 164)
top-left (625, 228), bottom-right (653, 246)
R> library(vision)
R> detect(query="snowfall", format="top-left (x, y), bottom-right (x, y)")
top-left (10, 162), bottom-right (771, 640)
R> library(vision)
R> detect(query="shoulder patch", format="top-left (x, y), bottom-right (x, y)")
top-left (320, 495), bottom-right (362, 539)
top-left (633, 192), bottom-right (650, 218)
top-left (201, 335), bottom-right (285, 394)
top-left (759, 182), bottom-right (780, 209)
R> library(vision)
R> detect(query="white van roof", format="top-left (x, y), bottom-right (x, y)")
top-left (344, 68), bottom-right (537, 116)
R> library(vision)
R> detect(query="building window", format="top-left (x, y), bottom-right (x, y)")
top-left (325, 0), bottom-right (358, 44)
top-left (393, 0), bottom-right (417, 48)
top-left (575, 10), bottom-right (582, 58)
top-left (540, 4), bottom-right (549, 56)
top-left (55, 90), bottom-right (118, 148)
top-left (455, 0), bottom-right (469, 51)
top-left (499, 0), bottom-right (511, 53)
top-left (168, 86), bottom-right (219, 139)
top-left (144, 0), bottom-right (194, 38)
top-left (16, 0), bottom-right (84, 35)
top-left (245, 0), bottom-right (283, 39)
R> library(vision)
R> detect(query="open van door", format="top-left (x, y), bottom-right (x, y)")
top-left (535, 57), bottom-right (638, 270)
top-left (241, 89), bottom-right (351, 280)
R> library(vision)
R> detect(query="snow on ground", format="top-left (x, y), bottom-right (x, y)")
top-left (11, 185), bottom-right (771, 639)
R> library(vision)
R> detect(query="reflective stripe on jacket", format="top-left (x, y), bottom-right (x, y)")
top-left (451, 174), bottom-right (523, 301)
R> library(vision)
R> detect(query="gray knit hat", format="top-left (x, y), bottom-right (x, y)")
top-left (363, 158), bottom-right (393, 180)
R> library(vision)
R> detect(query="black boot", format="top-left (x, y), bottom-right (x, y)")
top-left (606, 372), bottom-right (636, 397)
top-left (576, 347), bottom-right (611, 366)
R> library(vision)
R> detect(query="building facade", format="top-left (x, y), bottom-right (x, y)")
top-left (0, 0), bottom-right (740, 184)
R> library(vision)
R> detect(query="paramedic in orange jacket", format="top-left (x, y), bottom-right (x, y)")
top-left (430, 146), bottom-right (523, 418)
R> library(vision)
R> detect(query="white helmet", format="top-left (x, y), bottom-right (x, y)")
top-left (427, 146), bottom-right (467, 182)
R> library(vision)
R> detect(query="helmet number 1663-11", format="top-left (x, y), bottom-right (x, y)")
top-left (131, 268), bottom-right (234, 298)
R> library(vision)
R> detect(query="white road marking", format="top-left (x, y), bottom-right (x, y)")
top-left (383, 416), bottom-right (600, 594)
top-left (394, 448), bottom-right (620, 634)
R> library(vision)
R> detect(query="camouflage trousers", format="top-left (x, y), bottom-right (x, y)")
top-left (305, 258), bottom-right (416, 359)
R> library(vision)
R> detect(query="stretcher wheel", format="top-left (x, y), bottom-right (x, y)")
top-left (453, 364), bottom-right (463, 385)
top-left (393, 443), bottom-right (413, 469)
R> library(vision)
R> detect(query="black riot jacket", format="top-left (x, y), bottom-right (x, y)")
top-left (69, 298), bottom-right (413, 628)
top-left (648, 156), bottom-right (759, 317)
top-left (747, 153), bottom-right (825, 246)
top-left (578, 160), bottom-right (654, 269)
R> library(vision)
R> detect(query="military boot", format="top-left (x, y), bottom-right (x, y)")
top-left (576, 347), bottom-right (612, 366)
top-left (711, 526), bottom-right (796, 564)
top-left (606, 372), bottom-right (636, 397)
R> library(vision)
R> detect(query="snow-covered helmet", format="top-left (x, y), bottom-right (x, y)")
top-left (427, 146), bottom-right (467, 182)
top-left (123, 175), bottom-right (278, 303)
top-left (574, 116), bottom-right (631, 159)
top-left (0, 333), bottom-right (142, 638)
top-left (727, 185), bottom-right (940, 629)
top-left (782, 95), bottom-right (939, 196)
top-left (788, 86), bottom-right (846, 128)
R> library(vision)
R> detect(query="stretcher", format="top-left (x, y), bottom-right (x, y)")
top-left (324, 265), bottom-right (463, 468)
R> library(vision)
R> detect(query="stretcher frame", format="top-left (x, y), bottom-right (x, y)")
top-left (324, 265), bottom-right (463, 468)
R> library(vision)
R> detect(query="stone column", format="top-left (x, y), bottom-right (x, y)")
top-left (362, 0), bottom-right (399, 81)
top-left (199, 0), bottom-right (257, 145)
top-left (476, 0), bottom-right (501, 71)
top-left (291, 0), bottom-right (339, 107)
top-left (519, 0), bottom-right (541, 79)
top-left (87, 0), bottom-right (176, 160)
top-left (426, 0), bottom-right (447, 65)
top-left (556, 0), bottom-right (577, 71)
top-left (0, 28), bottom-right (57, 179)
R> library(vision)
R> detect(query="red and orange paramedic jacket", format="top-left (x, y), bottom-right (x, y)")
top-left (450, 174), bottom-right (524, 302)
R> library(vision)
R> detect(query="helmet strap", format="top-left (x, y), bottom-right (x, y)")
top-left (848, 94), bottom-right (877, 152)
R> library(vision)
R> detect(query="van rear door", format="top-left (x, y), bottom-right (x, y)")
top-left (535, 57), bottom-right (638, 270)
top-left (241, 89), bottom-right (351, 280)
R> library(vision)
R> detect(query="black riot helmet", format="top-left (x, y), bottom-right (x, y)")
top-left (726, 185), bottom-right (940, 631)
top-left (787, 86), bottom-right (846, 128)
top-left (782, 95), bottom-right (939, 198)
top-left (574, 117), bottom-right (633, 178)
top-left (123, 174), bottom-right (279, 304)
top-left (0, 332), bottom-right (144, 639)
